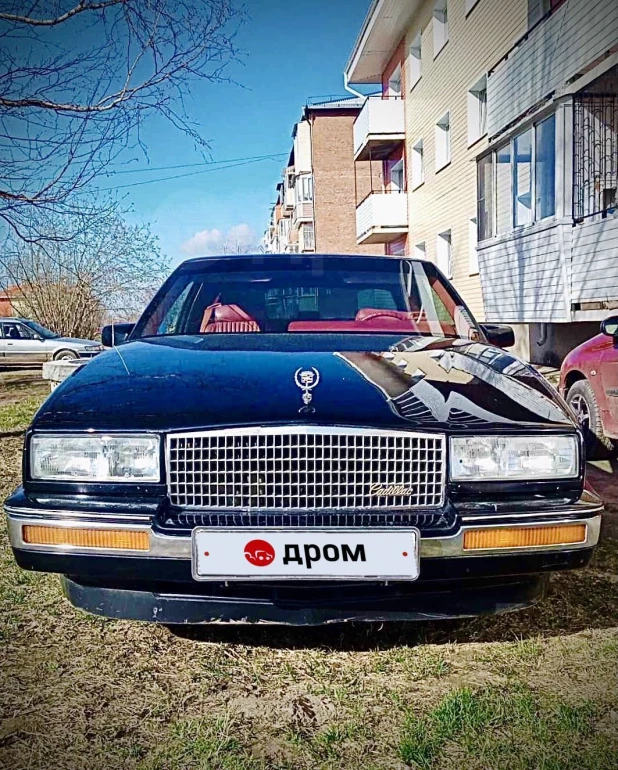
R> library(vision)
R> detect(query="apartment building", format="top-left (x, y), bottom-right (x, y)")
top-left (345, 0), bottom-right (531, 321)
top-left (263, 97), bottom-right (383, 255)
top-left (477, 0), bottom-right (618, 363)
top-left (345, 0), bottom-right (618, 363)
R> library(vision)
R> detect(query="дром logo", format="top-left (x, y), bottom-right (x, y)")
top-left (244, 539), bottom-right (275, 566)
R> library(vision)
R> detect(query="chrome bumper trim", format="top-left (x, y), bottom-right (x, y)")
top-left (6, 507), bottom-right (602, 560)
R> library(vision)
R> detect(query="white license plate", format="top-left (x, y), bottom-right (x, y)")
top-left (192, 528), bottom-right (420, 581)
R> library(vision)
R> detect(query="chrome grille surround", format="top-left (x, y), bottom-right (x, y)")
top-left (166, 427), bottom-right (445, 511)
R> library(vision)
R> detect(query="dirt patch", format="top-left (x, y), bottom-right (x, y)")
top-left (0, 368), bottom-right (48, 406)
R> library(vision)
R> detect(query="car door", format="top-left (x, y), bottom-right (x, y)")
top-left (599, 337), bottom-right (618, 437)
top-left (0, 321), bottom-right (48, 363)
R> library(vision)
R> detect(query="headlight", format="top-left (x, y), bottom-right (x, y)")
top-left (30, 434), bottom-right (160, 482)
top-left (450, 435), bottom-right (579, 481)
top-left (84, 345), bottom-right (103, 351)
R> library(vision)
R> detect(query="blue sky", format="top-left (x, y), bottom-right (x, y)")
top-left (100, 0), bottom-right (372, 266)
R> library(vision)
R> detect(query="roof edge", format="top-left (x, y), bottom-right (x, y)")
top-left (344, 0), bottom-right (383, 85)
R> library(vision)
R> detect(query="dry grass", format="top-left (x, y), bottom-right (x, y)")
top-left (1, 386), bottom-right (617, 769)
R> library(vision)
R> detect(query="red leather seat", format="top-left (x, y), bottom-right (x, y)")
top-left (200, 304), bottom-right (260, 333)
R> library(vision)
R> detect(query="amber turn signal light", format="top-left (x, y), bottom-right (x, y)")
top-left (463, 523), bottom-right (587, 551)
top-left (22, 526), bottom-right (150, 551)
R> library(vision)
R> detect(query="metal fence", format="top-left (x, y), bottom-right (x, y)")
top-left (573, 94), bottom-right (618, 221)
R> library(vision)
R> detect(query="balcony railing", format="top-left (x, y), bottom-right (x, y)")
top-left (356, 192), bottom-right (408, 245)
top-left (486, 0), bottom-right (618, 138)
top-left (353, 97), bottom-right (405, 161)
top-left (573, 93), bottom-right (618, 222)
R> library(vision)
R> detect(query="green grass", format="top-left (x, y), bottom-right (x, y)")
top-left (0, 394), bottom-right (44, 431)
top-left (1, 386), bottom-right (618, 770)
top-left (399, 685), bottom-right (615, 770)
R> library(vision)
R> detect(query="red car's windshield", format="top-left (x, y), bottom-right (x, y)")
top-left (133, 257), bottom-right (479, 340)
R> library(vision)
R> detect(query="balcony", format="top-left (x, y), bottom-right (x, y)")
top-left (486, 0), bottom-right (618, 138)
top-left (353, 98), bottom-right (405, 161)
top-left (293, 200), bottom-right (313, 225)
top-left (356, 192), bottom-right (408, 244)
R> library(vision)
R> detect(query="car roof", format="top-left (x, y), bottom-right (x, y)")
top-left (179, 253), bottom-right (430, 270)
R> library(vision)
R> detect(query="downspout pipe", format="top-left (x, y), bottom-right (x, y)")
top-left (536, 323), bottom-right (549, 347)
top-left (344, 71), bottom-right (365, 100)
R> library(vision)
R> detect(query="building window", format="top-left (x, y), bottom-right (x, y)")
top-left (467, 75), bottom-right (487, 146)
top-left (436, 231), bottom-right (452, 277)
top-left (414, 242), bottom-right (426, 260)
top-left (469, 217), bottom-right (479, 274)
top-left (411, 139), bottom-right (424, 189)
top-left (388, 64), bottom-right (402, 97)
top-left (435, 111), bottom-right (451, 171)
top-left (495, 142), bottom-right (512, 234)
top-left (465, 0), bottom-right (480, 13)
top-left (477, 154), bottom-right (494, 241)
top-left (477, 113), bottom-right (557, 240)
top-left (536, 114), bottom-right (556, 220)
top-left (514, 128), bottom-right (533, 227)
top-left (296, 174), bottom-right (313, 203)
top-left (528, 0), bottom-right (567, 28)
top-left (433, 0), bottom-right (449, 58)
top-left (409, 32), bottom-right (422, 90)
top-left (301, 222), bottom-right (315, 251)
top-left (388, 158), bottom-right (405, 191)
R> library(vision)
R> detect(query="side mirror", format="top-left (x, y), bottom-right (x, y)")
top-left (481, 323), bottom-right (515, 349)
top-left (101, 323), bottom-right (135, 347)
top-left (601, 315), bottom-right (618, 338)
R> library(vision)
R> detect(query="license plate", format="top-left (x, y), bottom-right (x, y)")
top-left (192, 528), bottom-right (420, 581)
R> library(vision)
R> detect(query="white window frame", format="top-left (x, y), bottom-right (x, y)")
top-left (414, 242), bottom-right (426, 261)
top-left (476, 111), bottom-right (558, 240)
top-left (435, 111), bottom-right (451, 171)
top-left (408, 32), bottom-right (422, 90)
top-left (469, 217), bottom-right (479, 274)
top-left (296, 174), bottom-right (313, 203)
top-left (467, 74), bottom-right (487, 147)
top-left (436, 230), bottom-right (452, 278)
top-left (411, 139), bottom-right (424, 190)
top-left (433, 0), bottom-right (449, 58)
top-left (388, 63), bottom-right (402, 97)
top-left (389, 158), bottom-right (405, 192)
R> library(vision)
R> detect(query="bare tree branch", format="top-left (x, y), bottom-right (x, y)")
top-left (0, 0), bottom-right (244, 243)
top-left (0, 1), bottom-right (123, 27)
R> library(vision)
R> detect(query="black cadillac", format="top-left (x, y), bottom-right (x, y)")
top-left (4, 255), bottom-right (603, 624)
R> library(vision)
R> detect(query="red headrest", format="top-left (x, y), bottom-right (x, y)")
top-left (355, 308), bottom-right (412, 323)
top-left (213, 304), bottom-right (255, 323)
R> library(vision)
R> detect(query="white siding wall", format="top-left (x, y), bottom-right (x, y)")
top-left (487, 0), bottom-right (618, 138)
top-left (571, 216), bottom-right (618, 304)
top-left (293, 121), bottom-right (312, 174)
top-left (477, 222), bottom-right (570, 322)
top-left (404, 0), bottom-right (528, 320)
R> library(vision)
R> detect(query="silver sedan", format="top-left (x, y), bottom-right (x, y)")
top-left (0, 318), bottom-right (104, 363)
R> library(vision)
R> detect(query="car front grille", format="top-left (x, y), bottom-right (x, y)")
top-left (166, 427), bottom-right (445, 511)
top-left (159, 509), bottom-right (457, 534)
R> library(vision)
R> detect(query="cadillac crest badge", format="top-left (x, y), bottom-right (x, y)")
top-left (294, 367), bottom-right (320, 413)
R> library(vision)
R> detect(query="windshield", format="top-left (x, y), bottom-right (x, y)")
top-left (22, 321), bottom-right (59, 339)
top-left (133, 257), bottom-right (480, 340)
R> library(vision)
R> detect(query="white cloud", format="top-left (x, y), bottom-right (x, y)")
top-left (181, 223), bottom-right (257, 256)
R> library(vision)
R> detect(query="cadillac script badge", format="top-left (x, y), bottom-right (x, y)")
top-left (294, 367), bottom-right (320, 413)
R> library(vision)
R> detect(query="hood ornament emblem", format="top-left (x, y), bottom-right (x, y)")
top-left (294, 367), bottom-right (320, 413)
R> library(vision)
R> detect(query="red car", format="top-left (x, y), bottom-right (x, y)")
top-left (560, 316), bottom-right (618, 458)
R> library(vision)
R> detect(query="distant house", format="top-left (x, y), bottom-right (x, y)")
top-left (0, 286), bottom-right (21, 317)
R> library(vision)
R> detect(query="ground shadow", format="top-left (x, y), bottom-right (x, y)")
top-left (168, 536), bottom-right (618, 651)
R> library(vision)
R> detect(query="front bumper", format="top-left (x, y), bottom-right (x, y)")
top-left (5, 496), bottom-right (603, 624)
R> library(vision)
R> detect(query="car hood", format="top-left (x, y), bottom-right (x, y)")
top-left (32, 335), bottom-right (575, 433)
